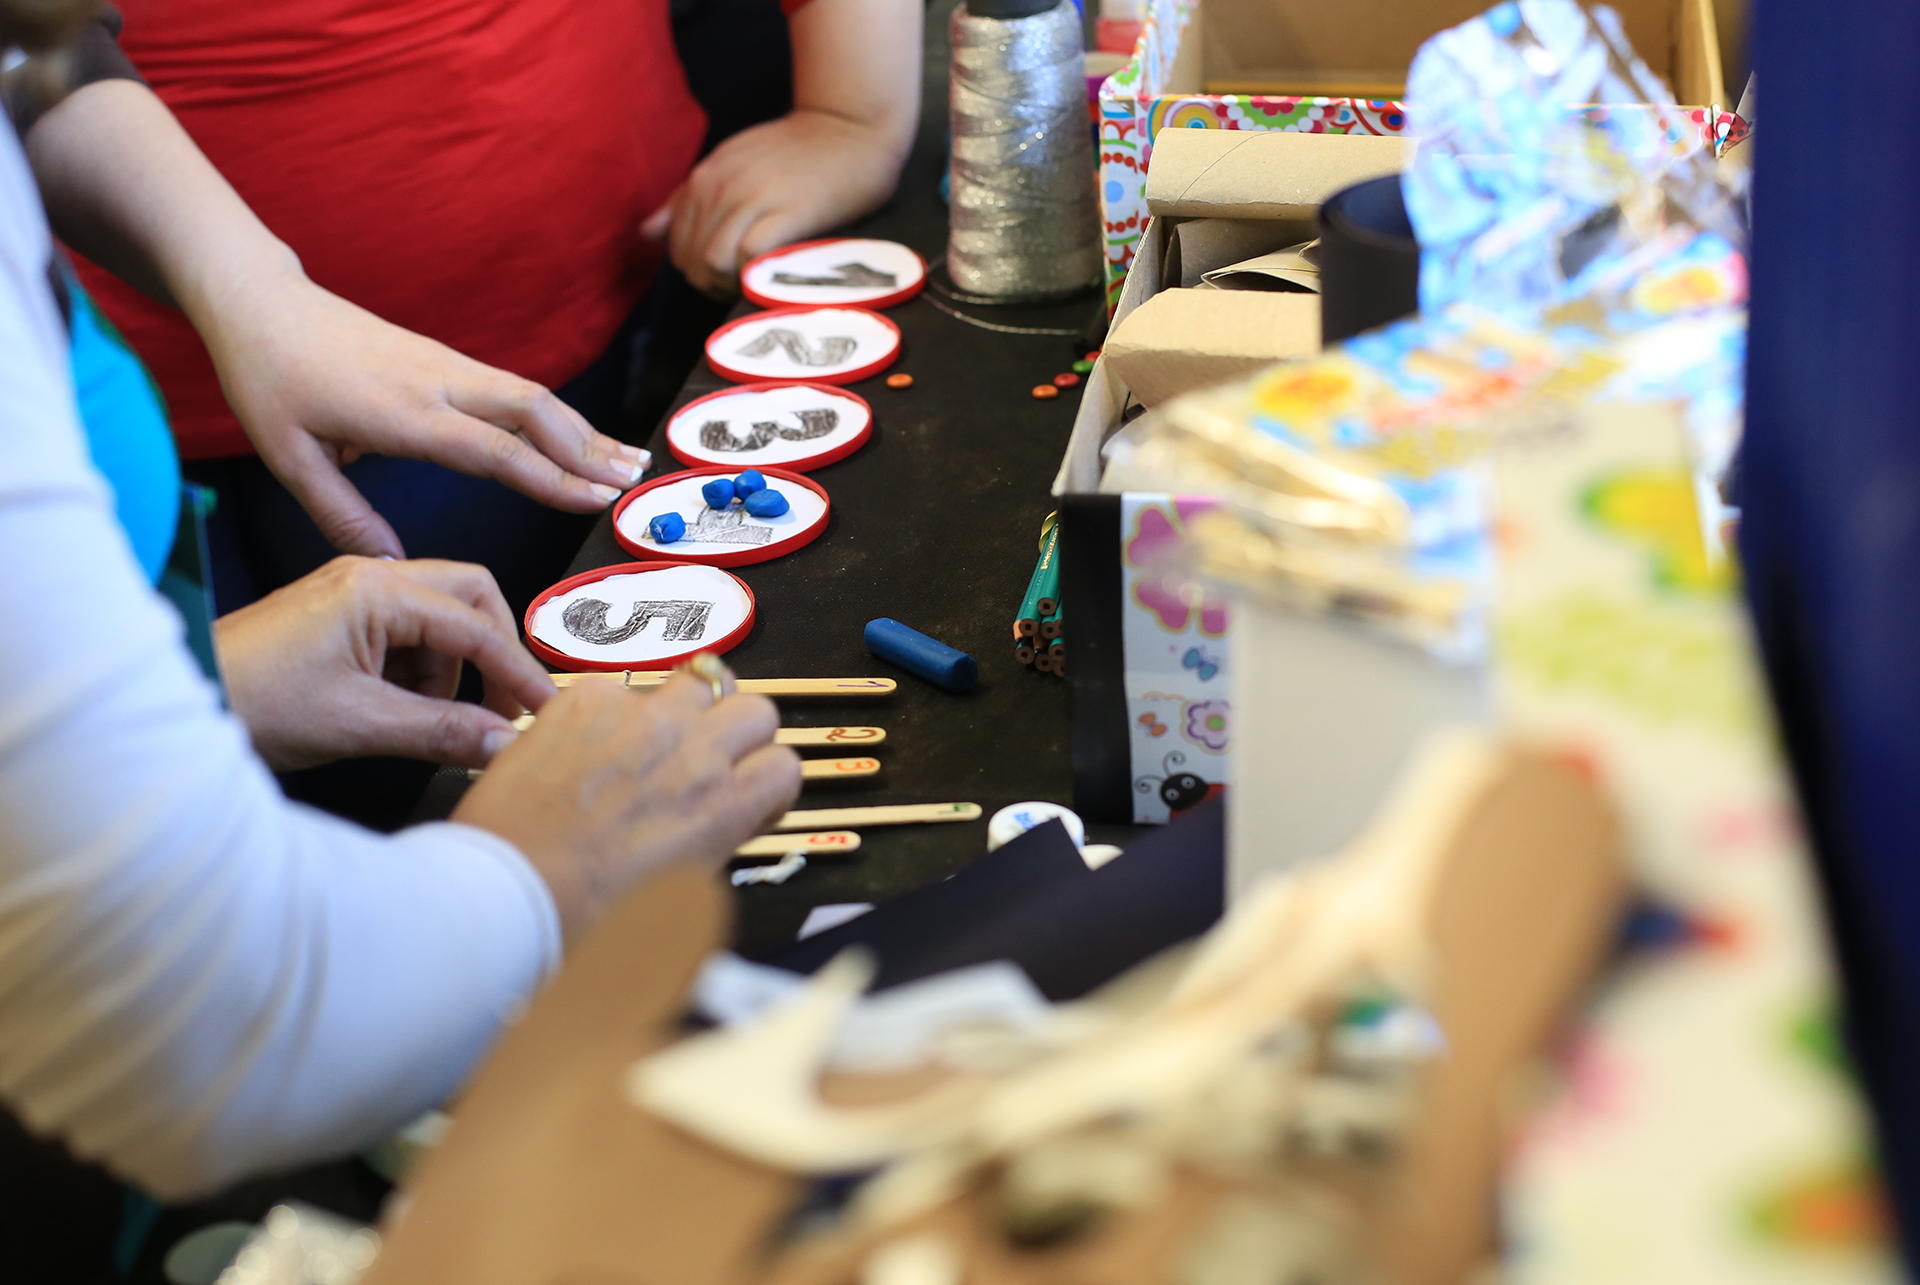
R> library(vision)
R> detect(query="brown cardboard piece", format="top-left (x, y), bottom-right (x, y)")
top-left (1103, 288), bottom-right (1318, 407)
top-left (1200, 241), bottom-right (1320, 292)
top-left (1144, 128), bottom-right (1411, 223)
top-left (361, 867), bottom-right (797, 1285)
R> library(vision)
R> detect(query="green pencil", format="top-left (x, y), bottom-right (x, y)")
top-left (1016, 522), bottom-right (1058, 638)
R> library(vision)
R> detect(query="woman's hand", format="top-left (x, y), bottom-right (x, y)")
top-left (640, 0), bottom-right (921, 297)
top-left (214, 556), bottom-right (556, 771)
top-left (26, 80), bottom-right (648, 562)
top-left (453, 669), bottom-right (801, 941)
top-left (642, 109), bottom-right (910, 298)
top-left (195, 273), bottom-right (647, 560)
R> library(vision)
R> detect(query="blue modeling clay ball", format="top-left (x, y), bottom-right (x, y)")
top-left (732, 469), bottom-right (768, 501)
top-left (743, 488), bottom-right (790, 518)
top-left (701, 478), bottom-right (735, 509)
top-left (648, 512), bottom-right (686, 543)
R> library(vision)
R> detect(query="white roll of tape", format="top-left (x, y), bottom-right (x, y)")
top-left (986, 801), bottom-right (1086, 852)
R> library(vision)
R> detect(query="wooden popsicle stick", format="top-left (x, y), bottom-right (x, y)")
top-left (733, 830), bottom-right (862, 859)
top-left (799, 757), bottom-right (881, 781)
top-left (771, 802), bottom-right (981, 832)
top-left (779, 726), bottom-right (887, 748)
top-left (512, 713), bottom-right (885, 749)
top-left (549, 672), bottom-right (896, 697)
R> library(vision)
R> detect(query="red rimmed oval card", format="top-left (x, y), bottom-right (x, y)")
top-left (705, 306), bottom-right (900, 386)
top-left (611, 467), bottom-right (830, 568)
top-left (664, 383), bottom-right (872, 473)
top-left (525, 561), bottom-right (755, 672)
top-left (740, 237), bottom-right (928, 310)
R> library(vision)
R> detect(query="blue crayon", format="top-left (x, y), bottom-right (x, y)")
top-left (733, 469), bottom-right (768, 501)
top-left (864, 618), bottom-right (977, 693)
top-left (744, 488), bottom-right (789, 518)
top-left (648, 512), bottom-right (686, 544)
top-left (701, 478), bottom-right (735, 509)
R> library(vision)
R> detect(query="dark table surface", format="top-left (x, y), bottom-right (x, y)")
top-left (552, 0), bottom-right (1137, 958)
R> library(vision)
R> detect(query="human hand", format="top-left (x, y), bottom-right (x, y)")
top-left (195, 273), bottom-right (648, 559)
top-left (214, 556), bottom-right (557, 771)
top-left (452, 668), bottom-right (801, 941)
top-left (641, 110), bottom-right (911, 298)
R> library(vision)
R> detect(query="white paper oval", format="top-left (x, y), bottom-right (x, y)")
top-left (529, 564), bottom-right (752, 667)
top-left (708, 307), bottom-right (898, 383)
top-left (741, 238), bottom-right (926, 308)
top-left (615, 474), bottom-right (827, 562)
top-left (666, 385), bottom-right (871, 470)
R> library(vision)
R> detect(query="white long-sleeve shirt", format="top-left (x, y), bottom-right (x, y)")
top-left (0, 118), bottom-right (561, 1198)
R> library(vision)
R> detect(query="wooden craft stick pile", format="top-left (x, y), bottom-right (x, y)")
top-left (536, 667), bottom-right (984, 879)
top-left (1013, 512), bottom-right (1066, 677)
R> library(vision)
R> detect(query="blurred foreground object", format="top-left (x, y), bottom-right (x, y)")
top-left (1740, 0), bottom-right (1920, 1264)
top-left (358, 733), bottom-right (1621, 1285)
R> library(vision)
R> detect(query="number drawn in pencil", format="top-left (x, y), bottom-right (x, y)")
top-left (769, 261), bottom-right (899, 290)
top-left (736, 329), bottom-right (856, 368)
top-left (563, 598), bottom-right (712, 645)
top-left (699, 407), bottom-right (839, 453)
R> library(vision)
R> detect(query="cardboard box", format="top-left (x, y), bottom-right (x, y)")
top-left (1096, 0), bottom-right (1740, 306)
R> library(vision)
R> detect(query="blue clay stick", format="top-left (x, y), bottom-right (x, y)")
top-left (744, 488), bottom-right (789, 518)
top-left (701, 478), bottom-right (735, 509)
top-left (865, 618), bottom-right (978, 693)
top-left (733, 469), bottom-right (768, 501)
top-left (648, 512), bottom-right (686, 544)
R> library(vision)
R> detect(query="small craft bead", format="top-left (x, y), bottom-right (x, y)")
top-left (1031, 384), bottom-right (1059, 400)
top-left (701, 478), bottom-right (735, 509)
top-left (1072, 358), bottom-right (1094, 374)
top-left (886, 373), bottom-right (914, 389)
top-left (1053, 372), bottom-right (1080, 388)
top-left (648, 512), bottom-right (686, 543)
top-left (1085, 348), bottom-right (1101, 360)
top-left (743, 488), bottom-right (790, 518)
top-left (732, 469), bottom-right (768, 501)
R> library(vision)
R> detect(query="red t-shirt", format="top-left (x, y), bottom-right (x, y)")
top-left (81, 0), bottom-right (710, 459)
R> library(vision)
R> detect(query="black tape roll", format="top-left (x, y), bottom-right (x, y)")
top-left (1317, 174), bottom-right (1422, 346)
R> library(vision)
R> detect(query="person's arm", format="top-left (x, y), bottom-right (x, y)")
top-left (24, 79), bottom-right (646, 560)
top-left (0, 137), bottom-right (797, 1194)
top-left (0, 329), bottom-right (796, 1199)
top-left (643, 0), bottom-right (922, 297)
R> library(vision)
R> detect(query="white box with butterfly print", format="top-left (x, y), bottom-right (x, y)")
top-left (1119, 494), bottom-right (1231, 824)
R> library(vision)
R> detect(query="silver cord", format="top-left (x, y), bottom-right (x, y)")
top-left (946, 0), bottom-right (1103, 301)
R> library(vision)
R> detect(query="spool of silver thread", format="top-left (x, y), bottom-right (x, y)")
top-left (948, 0), bottom-right (1103, 302)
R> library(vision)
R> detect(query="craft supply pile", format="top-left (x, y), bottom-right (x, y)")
top-left (197, 2), bottom-right (1903, 1284)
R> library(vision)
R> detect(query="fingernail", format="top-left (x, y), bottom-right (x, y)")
top-left (626, 458), bottom-right (645, 483)
top-left (590, 483), bottom-right (622, 504)
top-left (481, 728), bottom-right (517, 760)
